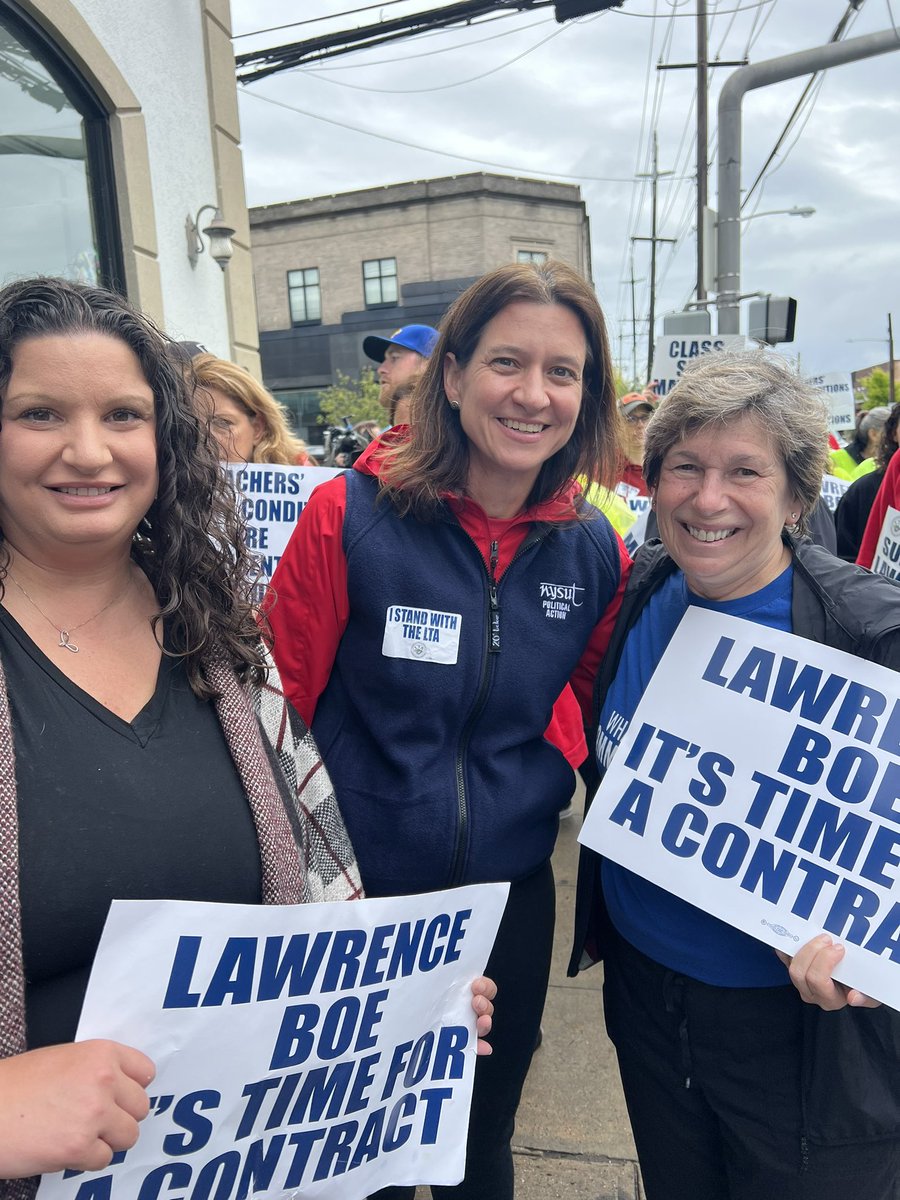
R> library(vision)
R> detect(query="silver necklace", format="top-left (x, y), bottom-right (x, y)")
top-left (5, 570), bottom-right (130, 653)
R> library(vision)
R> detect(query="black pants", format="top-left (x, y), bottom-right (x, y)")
top-left (603, 929), bottom-right (900, 1200)
top-left (371, 861), bottom-right (556, 1200)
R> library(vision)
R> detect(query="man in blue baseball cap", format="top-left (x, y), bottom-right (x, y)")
top-left (363, 324), bottom-right (439, 409)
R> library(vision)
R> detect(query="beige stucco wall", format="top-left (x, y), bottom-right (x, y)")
top-left (14, 0), bottom-right (259, 372)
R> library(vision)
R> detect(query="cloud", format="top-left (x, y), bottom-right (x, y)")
top-left (233, 0), bottom-right (900, 376)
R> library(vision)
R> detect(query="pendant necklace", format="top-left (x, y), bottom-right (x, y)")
top-left (5, 570), bottom-right (131, 653)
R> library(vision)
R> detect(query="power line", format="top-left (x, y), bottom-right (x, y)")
top-left (302, 14), bottom-right (552, 72)
top-left (296, 18), bottom-right (575, 92)
top-left (235, 1), bottom-right (555, 82)
top-left (233, 0), bottom-right (419, 41)
top-left (742, 0), bottom-right (864, 208)
top-left (240, 87), bottom-right (659, 182)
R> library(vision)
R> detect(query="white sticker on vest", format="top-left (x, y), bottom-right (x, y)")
top-left (382, 605), bottom-right (462, 665)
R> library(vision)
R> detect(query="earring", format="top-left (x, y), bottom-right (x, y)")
top-left (790, 512), bottom-right (798, 521)
top-left (449, 400), bottom-right (460, 411)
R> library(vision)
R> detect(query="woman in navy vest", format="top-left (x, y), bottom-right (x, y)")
top-left (267, 260), bottom-right (630, 1199)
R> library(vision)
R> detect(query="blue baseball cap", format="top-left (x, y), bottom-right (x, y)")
top-left (363, 324), bottom-right (439, 363)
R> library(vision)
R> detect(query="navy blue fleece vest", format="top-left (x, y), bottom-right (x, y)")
top-left (312, 472), bottom-right (623, 896)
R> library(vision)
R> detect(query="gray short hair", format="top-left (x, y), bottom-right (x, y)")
top-left (644, 349), bottom-right (829, 536)
top-left (860, 406), bottom-right (891, 439)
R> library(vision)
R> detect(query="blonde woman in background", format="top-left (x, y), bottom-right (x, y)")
top-left (192, 353), bottom-right (312, 465)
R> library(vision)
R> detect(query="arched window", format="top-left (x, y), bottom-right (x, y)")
top-left (0, 2), bottom-right (124, 290)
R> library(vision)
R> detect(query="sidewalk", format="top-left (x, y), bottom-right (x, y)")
top-left (413, 779), bottom-right (643, 1199)
top-left (512, 777), bottom-right (643, 1198)
top-left (417, 782), bottom-right (648, 1195)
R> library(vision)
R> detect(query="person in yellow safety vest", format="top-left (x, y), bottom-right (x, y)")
top-left (830, 406), bottom-right (890, 479)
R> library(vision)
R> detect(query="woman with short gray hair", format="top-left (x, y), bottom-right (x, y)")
top-left (570, 348), bottom-right (900, 1199)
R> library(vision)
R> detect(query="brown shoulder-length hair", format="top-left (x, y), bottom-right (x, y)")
top-left (0, 277), bottom-right (266, 698)
top-left (377, 260), bottom-right (619, 520)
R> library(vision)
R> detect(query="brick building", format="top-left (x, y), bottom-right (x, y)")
top-left (249, 172), bottom-right (592, 441)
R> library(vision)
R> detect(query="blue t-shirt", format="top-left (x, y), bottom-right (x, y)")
top-left (599, 565), bottom-right (794, 987)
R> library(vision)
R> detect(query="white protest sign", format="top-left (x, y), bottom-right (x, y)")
top-left (621, 494), bottom-right (651, 554)
top-left (650, 335), bottom-right (746, 398)
top-left (871, 506), bottom-right (900, 583)
top-left (580, 608), bottom-right (900, 1008)
top-left (225, 464), bottom-right (343, 600)
top-left (808, 372), bottom-right (855, 433)
top-left (37, 885), bottom-right (508, 1200)
top-left (820, 474), bottom-right (851, 513)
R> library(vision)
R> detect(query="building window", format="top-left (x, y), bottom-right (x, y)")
top-left (363, 257), bottom-right (398, 307)
top-left (0, 4), bottom-right (124, 290)
top-left (287, 267), bottom-right (321, 325)
top-left (517, 250), bottom-right (548, 265)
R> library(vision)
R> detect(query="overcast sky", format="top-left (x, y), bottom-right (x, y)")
top-left (230, 1), bottom-right (900, 382)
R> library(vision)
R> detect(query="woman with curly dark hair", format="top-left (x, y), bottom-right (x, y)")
top-left (0, 277), bottom-right (370, 1193)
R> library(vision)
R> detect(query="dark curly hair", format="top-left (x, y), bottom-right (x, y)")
top-left (0, 276), bottom-right (265, 697)
top-left (876, 402), bottom-right (900, 472)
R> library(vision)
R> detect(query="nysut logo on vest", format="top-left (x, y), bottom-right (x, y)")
top-left (539, 581), bottom-right (584, 621)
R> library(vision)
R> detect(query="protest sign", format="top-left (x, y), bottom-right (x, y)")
top-left (224, 464), bottom-right (342, 600)
top-left (620, 494), bottom-right (651, 555)
top-left (820, 474), bottom-right (851, 514)
top-left (807, 372), bottom-right (855, 434)
top-left (650, 335), bottom-right (746, 398)
top-left (37, 884), bottom-right (508, 1200)
top-left (872, 506), bottom-right (900, 582)
top-left (580, 608), bottom-right (900, 1008)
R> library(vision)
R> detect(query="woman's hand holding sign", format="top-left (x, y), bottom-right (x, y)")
top-left (0, 1040), bottom-right (155, 1178)
top-left (472, 976), bottom-right (497, 1054)
top-left (776, 934), bottom-right (880, 1011)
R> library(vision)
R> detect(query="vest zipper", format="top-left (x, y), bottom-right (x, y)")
top-left (448, 525), bottom-right (552, 885)
top-left (488, 539), bottom-right (501, 653)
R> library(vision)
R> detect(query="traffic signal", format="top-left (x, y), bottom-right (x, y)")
top-left (554, 0), bottom-right (624, 22)
top-left (748, 296), bottom-right (798, 345)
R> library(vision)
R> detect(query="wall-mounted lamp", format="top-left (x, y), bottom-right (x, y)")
top-left (186, 205), bottom-right (235, 271)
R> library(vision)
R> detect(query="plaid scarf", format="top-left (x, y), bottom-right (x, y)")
top-left (0, 645), bottom-right (361, 1198)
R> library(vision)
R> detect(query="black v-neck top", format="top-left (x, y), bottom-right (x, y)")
top-left (0, 607), bottom-right (263, 1048)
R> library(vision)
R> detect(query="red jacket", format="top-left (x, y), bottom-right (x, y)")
top-left (265, 439), bottom-right (631, 747)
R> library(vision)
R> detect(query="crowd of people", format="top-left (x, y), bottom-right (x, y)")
top-left (0, 263), bottom-right (897, 1200)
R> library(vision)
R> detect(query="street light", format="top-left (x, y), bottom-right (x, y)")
top-left (701, 205), bottom-right (814, 295)
top-left (739, 205), bottom-right (815, 222)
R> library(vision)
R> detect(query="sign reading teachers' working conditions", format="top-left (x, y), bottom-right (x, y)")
top-left (37, 885), bottom-right (508, 1200)
top-left (224, 464), bottom-right (343, 601)
top-left (807, 371), bottom-right (855, 434)
top-left (580, 608), bottom-right (900, 1008)
top-left (871, 506), bottom-right (900, 583)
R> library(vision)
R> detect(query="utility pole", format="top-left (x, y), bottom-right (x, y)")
top-left (657, 34), bottom-right (743, 305)
top-left (889, 312), bottom-right (896, 407)
top-left (627, 251), bottom-right (646, 385)
top-left (716, 28), bottom-right (900, 334)
top-left (696, 0), bottom-right (708, 301)
top-left (618, 257), bottom-right (645, 385)
top-left (633, 134), bottom-right (676, 380)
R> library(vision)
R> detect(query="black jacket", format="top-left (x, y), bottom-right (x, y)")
top-left (834, 469), bottom-right (885, 562)
top-left (569, 536), bottom-right (900, 1144)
